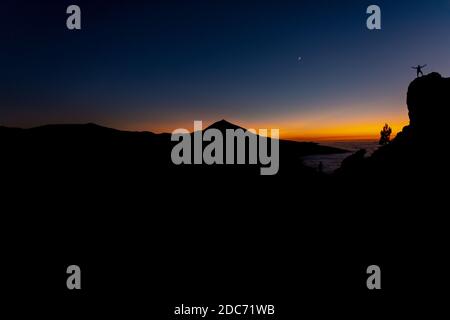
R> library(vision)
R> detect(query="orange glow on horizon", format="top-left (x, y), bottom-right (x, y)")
top-left (279, 120), bottom-right (409, 141)
top-left (121, 119), bottom-right (408, 142)
top-left (117, 106), bottom-right (409, 142)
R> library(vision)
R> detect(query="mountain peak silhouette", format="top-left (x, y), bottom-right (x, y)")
top-left (205, 119), bottom-right (245, 132)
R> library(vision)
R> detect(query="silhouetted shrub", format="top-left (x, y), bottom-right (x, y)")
top-left (379, 123), bottom-right (392, 145)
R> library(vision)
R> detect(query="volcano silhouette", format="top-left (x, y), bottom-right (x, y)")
top-left (205, 119), bottom-right (246, 132)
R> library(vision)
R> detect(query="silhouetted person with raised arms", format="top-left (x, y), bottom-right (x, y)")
top-left (412, 64), bottom-right (426, 78)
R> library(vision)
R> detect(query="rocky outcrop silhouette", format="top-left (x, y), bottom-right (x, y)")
top-left (388, 72), bottom-right (450, 148)
top-left (337, 72), bottom-right (450, 180)
top-left (407, 72), bottom-right (450, 136)
top-left (389, 72), bottom-right (450, 146)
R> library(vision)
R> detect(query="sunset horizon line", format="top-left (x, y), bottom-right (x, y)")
top-left (2, 118), bottom-right (408, 142)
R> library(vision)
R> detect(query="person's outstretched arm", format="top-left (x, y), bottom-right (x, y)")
top-left (421, 64), bottom-right (427, 68)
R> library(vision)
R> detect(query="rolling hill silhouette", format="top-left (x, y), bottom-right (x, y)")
top-left (0, 119), bottom-right (347, 181)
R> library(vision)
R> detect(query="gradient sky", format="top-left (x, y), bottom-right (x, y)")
top-left (1, 0), bottom-right (450, 139)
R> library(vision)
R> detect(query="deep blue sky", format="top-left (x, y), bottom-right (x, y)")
top-left (1, 0), bottom-right (449, 138)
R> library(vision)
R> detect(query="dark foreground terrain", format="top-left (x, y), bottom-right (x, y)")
top-left (1, 74), bottom-right (448, 318)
